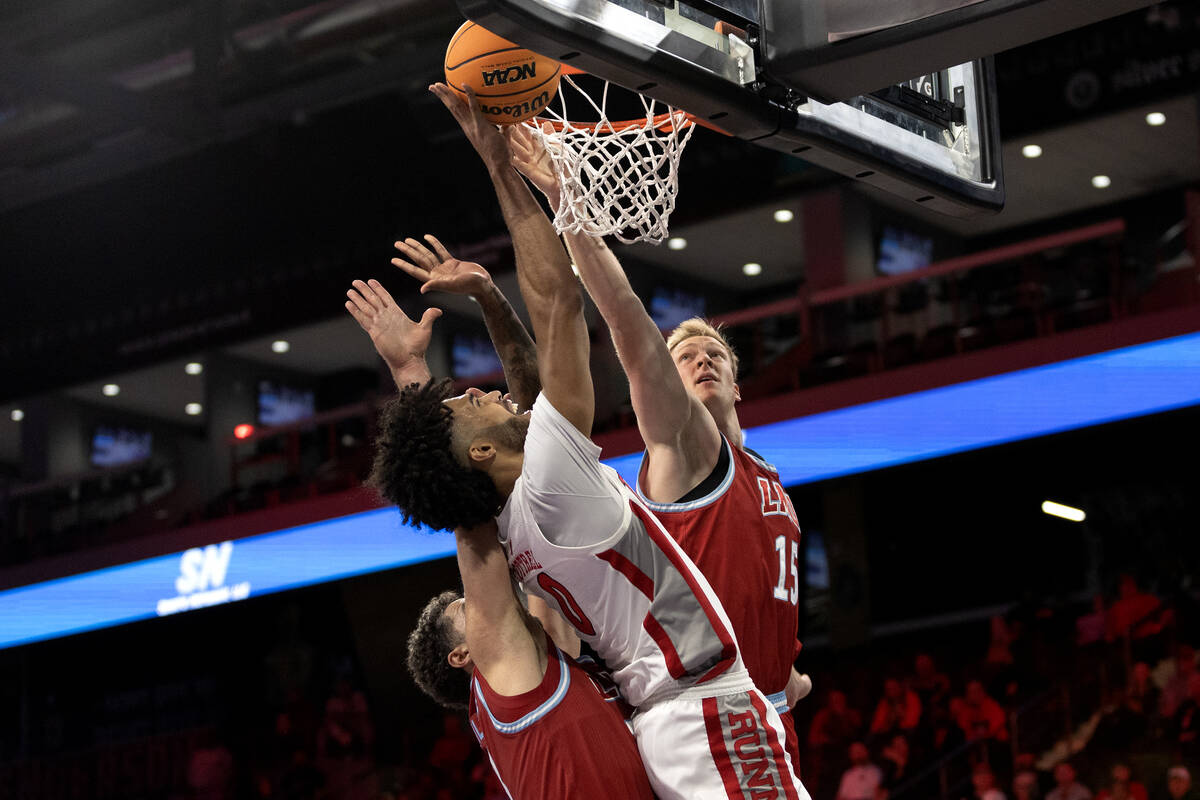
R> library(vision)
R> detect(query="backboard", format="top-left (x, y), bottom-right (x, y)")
top-left (457, 0), bottom-right (1156, 217)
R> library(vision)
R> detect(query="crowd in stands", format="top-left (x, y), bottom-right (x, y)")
top-left (797, 575), bottom-right (1196, 800)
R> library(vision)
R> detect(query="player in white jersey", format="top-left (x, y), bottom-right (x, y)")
top-left (366, 83), bottom-right (809, 800)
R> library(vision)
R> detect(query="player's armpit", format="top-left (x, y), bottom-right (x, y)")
top-left (527, 594), bottom-right (581, 659)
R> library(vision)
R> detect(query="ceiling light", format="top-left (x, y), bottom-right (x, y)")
top-left (1021, 144), bottom-right (1042, 158)
top-left (667, 237), bottom-right (687, 251)
top-left (1042, 500), bottom-right (1086, 522)
top-left (742, 262), bottom-right (763, 276)
top-left (233, 423), bottom-right (255, 440)
top-left (102, 383), bottom-right (120, 397)
top-left (271, 340), bottom-right (290, 354)
top-left (185, 362), bottom-right (203, 375)
top-left (185, 403), bottom-right (203, 416)
top-left (773, 209), bottom-right (794, 223)
top-left (1145, 111), bottom-right (1166, 126)
top-left (10, 409), bottom-right (24, 422)
top-left (1091, 175), bottom-right (1111, 189)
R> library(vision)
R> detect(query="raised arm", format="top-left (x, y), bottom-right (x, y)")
top-left (431, 83), bottom-right (592, 435)
top-left (345, 278), bottom-right (441, 389)
top-left (391, 234), bottom-right (541, 410)
top-left (508, 125), bottom-right (720, 485)
top-left (454, 520), bottom-right (546, 694)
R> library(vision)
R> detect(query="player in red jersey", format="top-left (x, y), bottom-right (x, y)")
top-left (507, 125), bottom-right (811, 769)
top-left (405, 519), bottom-right (655, 800)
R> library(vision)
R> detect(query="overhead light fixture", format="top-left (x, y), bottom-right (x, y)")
top-left (1145, 111), bottom-right (1166, 126)
top-left (742, 262), bottom-right (763, 276)
top-left (1021, 144), bottom-right (1042, 158)
top-left (10, 409), bottom-right (23, 422)
top-left (773, 209), bottom-right (794, 223)
top-left (667, 237), bottom-right (687, 251)
top-left (185, 403), bottom-right (203, 416)
top-left (1042, 500), bottom-right (1086, 522)
top-left (233, 423), bottom-right (255, 439)
top-left (1091, 175), bottom-right (1112, 189)
top-left (271, 340), bottom-right (290, 354)
top-left (185, 362), bottom-right (203, 375)
top-left (102, 383), bottom-right (120, 397)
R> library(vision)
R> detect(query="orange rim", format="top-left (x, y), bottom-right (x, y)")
top-left (536, 67), bottom-right (734, 137)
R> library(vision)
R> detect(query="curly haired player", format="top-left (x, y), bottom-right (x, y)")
top-left (356, 83), bottom-right (809, 800)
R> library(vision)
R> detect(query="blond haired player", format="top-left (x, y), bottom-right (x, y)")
top-left (507, 123), bottom-right (811, 771)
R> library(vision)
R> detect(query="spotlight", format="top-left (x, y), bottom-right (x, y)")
top-left (1021, 144), bottom-right (1042, 158)
top-left (773, 209), bottom-right (794, 223)
top-left (185, 403), bottom-right (203, 416)
top-left (1145, 112), bottom-right (1166, 126)
top-left (185, 362), bottom-right (203, 375)
top-left (233, 423), bottom-right (255, 439)
top-left (1042, 500), bottom-right (1086, 522)
top-left (102, 383), bottom-right (120, 397)
top-left (742, 262), bottom-right (763, 276)
top-left (667, 237), bottom-right (687, 251)
top-left (271, 340), bottom-right (290, 354)
top-left (10, 409), bottom-right (24, 422)
top-left (1091, 175), bottom-right (1111, 189)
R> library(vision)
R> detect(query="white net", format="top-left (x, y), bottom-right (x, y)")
top-left (524, 75), bottom-right (696, 245)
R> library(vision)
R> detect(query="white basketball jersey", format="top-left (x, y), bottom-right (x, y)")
top-left (497, 394), bottom-right (744, 707)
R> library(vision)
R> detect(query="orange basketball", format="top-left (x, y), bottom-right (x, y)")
top-left (444, 21), bottom-right (561, 125)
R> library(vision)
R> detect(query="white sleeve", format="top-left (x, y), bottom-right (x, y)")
top-left (519, 393), bottom-right (627, 546)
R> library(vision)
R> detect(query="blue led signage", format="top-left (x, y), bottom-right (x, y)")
top-left (3, 332), bottom-right (1199, 650)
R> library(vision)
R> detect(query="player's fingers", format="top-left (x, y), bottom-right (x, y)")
top-left (390, 254), bottom-right (429, 282)
top-left (350, 279), bottom-right (383, 311)
top-left (401, 237), bottom-right (439, 269)
top-left (419, 307), bottom-right (443, 328)
top-left (366, 279), bottom-right (396, 307)
top-left (424, 234), bottom-right (453, 263)
top-left (345, 290), bottom-right (375, 320)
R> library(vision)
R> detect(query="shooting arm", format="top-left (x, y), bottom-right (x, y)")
top-left (474, 279), bottom-right (541, 411)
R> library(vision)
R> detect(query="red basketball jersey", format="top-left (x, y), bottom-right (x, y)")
top-left (468, 636), bottom-right (655, 800)
top-left (637, 438), bottom-right (803, 758)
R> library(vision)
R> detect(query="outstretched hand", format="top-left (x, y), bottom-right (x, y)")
top-left (506, 123), bottom-right (562, 212)
top-left (345, 278), bottom-right (441, 383)
top-left (392, 234), bottom-right (493, 298)
top-left (429, 82), bottom-right (510, 171)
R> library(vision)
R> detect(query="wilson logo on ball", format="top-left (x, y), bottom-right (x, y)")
top-left (477, 90), bottom-right (552, 120)
top-left (481, 63), bottom-right (537, 87)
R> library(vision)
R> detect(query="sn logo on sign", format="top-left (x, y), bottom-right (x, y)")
top-left (176, 541), bottom-right (233, 595)
top-left (481, 62), bottom-right (535, 86)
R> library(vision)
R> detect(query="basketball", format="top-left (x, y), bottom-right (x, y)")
top-left (444, 21), bottom-right (561, 125)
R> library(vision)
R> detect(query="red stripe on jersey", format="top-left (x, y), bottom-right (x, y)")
top-left (596, 549), bottom-right (654, 599)
top-left (642, 612), bottom-right (687, 679)
top-left (749, 691), bottom-right (800, 800)
top-left (627, 499), bottom-right (737, 681)
top-left (703, 696), bottom-right (745, 799)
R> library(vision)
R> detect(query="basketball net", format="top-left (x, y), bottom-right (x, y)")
top-left (524, 75), bottom-right (696, 245)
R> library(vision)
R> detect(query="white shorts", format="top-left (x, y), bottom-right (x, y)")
top-left (632, 677), bottom-right (811, 800)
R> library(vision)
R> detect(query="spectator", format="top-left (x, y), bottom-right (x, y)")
top-left (1107, 575), bottom-right (1169, 642)
top-left (966, 763), bottom-right (1007, 800)
top-left (1076, 596), bottom-right (1108, 647)
top-left (1169, 672), bottom-right (1200, 758)
top-left (869, 678), bottom-right (922, 739)
top-left (277, 749), bottom-right (325, 800)
top-left (1097, 763), bottom-right (1148, 800)
top-left (955, 681), bottom-right (1009, 743)
top-left (429, 714), bottom-right (473, 775)
top-left (911, 653), bottom-right (952, 712)
top-left (809, 689), bottom-right (864, 792)
top-left (836, 742), bottom-right (883, 800)
top-left (186, 729), bottom-right (235, 800)
top-left (318, 675), bottom-right (374, 760)
top-left (1047, 762), bottom-right (1093, 800)
top-left (1162, 766), bottom-right (1197, 800)
top-left (879, 734), bottom-right (912, 794)
top-left (1014, 770), bottom-right (1042, 800)
top-left (1128, 662), bottom-right (1162, 719)
top-left (1160, 644), bottom-right (1198, 719)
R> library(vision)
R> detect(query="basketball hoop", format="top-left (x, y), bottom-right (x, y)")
top-left (523, 73), bottom-right (698, 245)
